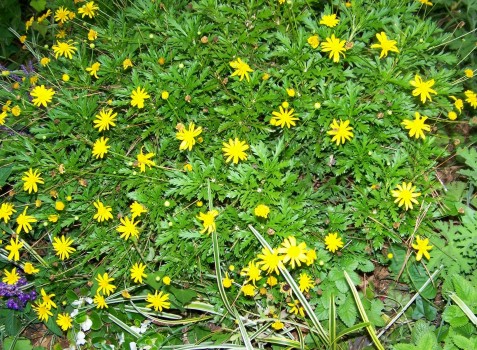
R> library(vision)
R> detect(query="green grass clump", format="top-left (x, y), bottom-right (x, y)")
top-left (0, 0), bottom-right (476, 348)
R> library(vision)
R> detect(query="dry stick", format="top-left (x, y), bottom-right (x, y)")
top-left (377, 265), bottom-right (443, 339)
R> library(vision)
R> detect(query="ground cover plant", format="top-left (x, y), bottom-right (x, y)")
top-left (0, 0), bottom-right (476, 349)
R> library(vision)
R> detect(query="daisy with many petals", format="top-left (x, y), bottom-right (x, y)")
top-left (230, 58), bottom-right (253, 82)
top-left (78, 1), bottom-right (99, 18)
top-left (52, 41), bottom-right (77, 59)
top-left (92, 137), bottom-right (110, 159)
top-left (93, 200), bottom-right (113, 222)
top-left (402, 112), bottom-right (431, 140)
top-left (324, 233), bottom-right (344, 253)
top-left (24, 262), bottom-right (39, 274)
top-left (40, 288), bottom-right (57, 309)
top-left (0, 203), bottom-right (16, 223)
top-left (321, 34), bottom-right (346, 62)
top-left (130, 87), bottom-right (150, 109)
top-left (298, 273), bottom-right (315, 293)
top-left (16, 207), bottom-right (37, 234)
top-left (465, 90), bottom-right (477, 108)
top-left (241, 260), bottom-right (262, 285)
top-left (130, 201), bottom-right (147, 218)
top-left (94, 293), bottom-right (108, 309)
top-left (222, 138), bottom-right (249, 164)
top-left (88, 29), bottom-right (98, 41)
top-left (270, 102), bottom-right (298, 128)
top-left (52, 235), bottom-right (76, 260)
top-left (254, 204), bottom-right (270, 218)
top-left (176, 122), bottom-right (202, 151)
top-left (22, 168), bottom-right (44, 193)
top-left (277, 236), bottom-right (307, 269)
top-left (2, 267), bottom-right (20, 285)
top-left (257, 247), bottom-right (283, 275)
top-left (319, 14), bottom-right (339, 27)
top-left (54, 7), bottom-right (71, 24)
top-left (327, 119), bottom-right (353, 145)
top-left (56, 313), bottom-right (73, 331)
top-left (117, 216), bottom-right (140, 240)
top-left (6, 236), bottom-right (23, 261)
top-left (371, 32), bottom-right (399, 58)
top-left (288, 300), bottom-right (305, 317)
top-left (241, 284), bottom-right (256, 296)
top-left (307, 35), bottom-right (320, 49)
top-left (95, 273), bottom-right (116, 296)
top-left (130, 262), bottom-right (147, 283)
top-left (33, 302), bottom-right (53, 322)
top-left (391, 182), bottom-right (421, 211)
top-left (94, 108), bottom-right (117, 131)
top-left (136, 148), bottom-right (156, 172)
top-left (123, 58), bottom-right (133, 70)
top-left (197, 210), bottom-right (219, 234)
top-left (30, 85), bottom-right (55, 107)
top-left (410, 74), bottom-right (437, 103)
top-left (146, 290), bottom-right (170, 312)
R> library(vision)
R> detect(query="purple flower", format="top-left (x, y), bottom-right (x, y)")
top-left (0, 277), bottom-right (37, 310)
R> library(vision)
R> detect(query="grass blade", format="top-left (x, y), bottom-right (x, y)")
top-left (212, 230), bottom-right (235, 316)
top-left (449, 292), bottom-right (477, 327)
top-left (335, 322), bottom-right (370, 341)
top-left (248, 225), bottom-right (329, 345)
top-left (235, 308), bottom-right (254, 350)
top-left (329, 294), bottom-right (336, 350)
top-left (343, 271), bottom-right (384, 350)
top-left (107, 312), bottom-right (140, 338)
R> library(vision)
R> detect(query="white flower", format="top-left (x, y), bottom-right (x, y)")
top-left (70, 309), bottom-right (79, 317)
top-left (130, 326), bottom-right (141, 334)
top-left (85, 297), bottom-right (93, 304)
top-left (76, 331), bottom-right (86, 346)
top-left (72, 298), bottom-right (84, 307)
top-left (118, 333), bottom-right (124, 346)
top-left (129, 342), bottom-right (137, 350)
top-left (80, 317), bottom-right (93, 332)
top-left (140, 320), bottom-right (151, 332)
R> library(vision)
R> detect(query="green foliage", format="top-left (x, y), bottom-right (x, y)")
top-left (0, 0), bottom-right (476, 348)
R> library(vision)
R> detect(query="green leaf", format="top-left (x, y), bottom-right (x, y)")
top-left (337, 295), bottom-right (357, 327)
top-left (452, 275), bottom-right (477, 306)
top-left (169, 286), bottom-right (197, 305)
top-left (4, 337), bottom-right (34, 350)
top-left (443, 305), bottom-right (469, 328)
top-left (90, 311), bottom-right (103, 330)
top-left (411, 320), bottom-right (433, 345)
top-left (0, 165), bottom-right (12, 186)
top-left (415, 332), bottom-right (438, 350)
top-left (2, 309), bottom-right (22, 336)
top-left (452, 334), bottom-right (475, 350)
top-left (393, 345), bottom-right (417, 350)
top-left (412, 297), bottom-right (437, 321)
top-left (29, 0), bottom-right (46, 12)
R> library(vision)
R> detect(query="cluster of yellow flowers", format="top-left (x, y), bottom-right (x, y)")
top-left (1, 0), bottom-right (475, 338)
top-left (220, 236), bottom-right (318, 325)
